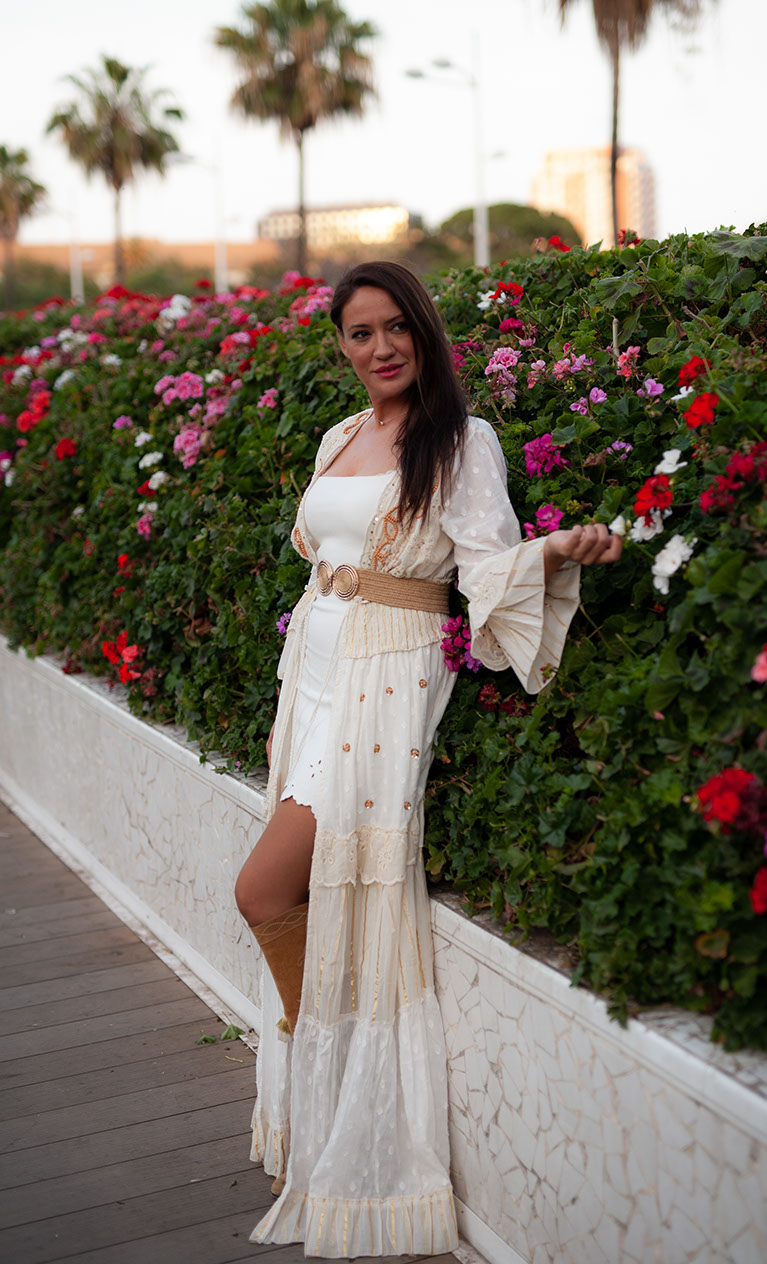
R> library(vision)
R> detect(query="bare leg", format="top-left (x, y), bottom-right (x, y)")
top-left (235, 797), bottom-right (317, 927)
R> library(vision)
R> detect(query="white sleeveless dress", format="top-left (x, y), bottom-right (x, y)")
top-left (281, 470), bottom-right (395, 810)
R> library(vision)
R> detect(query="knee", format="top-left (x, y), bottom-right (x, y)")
top-left (235, 872), bottom-right (262, 927)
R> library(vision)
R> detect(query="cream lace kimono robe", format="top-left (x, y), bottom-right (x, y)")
top-left (250, 412), bottom-right (581, 1257)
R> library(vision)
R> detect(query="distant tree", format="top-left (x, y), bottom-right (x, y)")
top-left (216, 0), bottom-right (376, 273)
top-left (440, 203), bottom-right (581, 262)
top-left (47, 56), bottom-right (183, 284)
top-left (558, 1), bottom-right (704, 245)
top-left (0, 147), bottom-right (46, 309)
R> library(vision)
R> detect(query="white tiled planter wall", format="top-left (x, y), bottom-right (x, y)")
top-left (1, 635), bottom-right (765, 1264)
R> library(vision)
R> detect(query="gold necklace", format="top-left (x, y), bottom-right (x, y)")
top-left (371, 407), bottom-right (408, 429)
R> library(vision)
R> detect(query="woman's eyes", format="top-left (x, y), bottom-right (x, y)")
top-left (351, 322), bottom-right (408, 340)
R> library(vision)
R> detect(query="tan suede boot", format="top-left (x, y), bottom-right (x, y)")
top-left (250, 901), bottom-right (308, 1035)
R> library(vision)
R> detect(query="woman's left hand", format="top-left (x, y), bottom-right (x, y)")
top-left (543, 524), bottom-right (623, 579)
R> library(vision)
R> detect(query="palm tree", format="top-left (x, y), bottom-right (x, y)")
top-left (0, 147), bottom-right (46, 309)
top-left (47, 56), bottom-right (183, 284)
top-left (558, 1), bottom-right (703, 245)
top-left (216, 1), bottom-right (376, 273)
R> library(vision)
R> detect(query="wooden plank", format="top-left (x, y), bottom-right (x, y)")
top-left (0, 1096), bottom-right (253, 1188)
top-left (0, 1062), bottom-right (255, 1151)
top-left (0, 1018), bottom-right (221, 1089)
top-left (0, 940), bottom-right (154, 988)
top-left (0, 923), bottom-right (138, 967)
top-left (19, 1209), bottom-right (283, 1264)
top-left (0, 956), bottom-right (170, 1013)
top-left (0, 994), bottom-right (210, 1063)
top-left (0, 1131), bottom-right (251, 1229)
top-left (0, 895), bottom-right (103, 928)
top-left (0, 908), bottom-right (120, 948)
top-left (0, 1041), bottom-right (249, 1121)
top-left (0, 974), bottom-right (191, 1037)
top-left (0, 1167), bottom-right (272, 1264)
top-left (2, 875), bottom-right (88, 910)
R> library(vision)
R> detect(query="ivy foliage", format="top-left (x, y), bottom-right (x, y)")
top-left (1, 230), bottom-right (767, 1049)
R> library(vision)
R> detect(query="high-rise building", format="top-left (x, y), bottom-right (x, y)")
top-left (531, 147), bottom-right (656, 248)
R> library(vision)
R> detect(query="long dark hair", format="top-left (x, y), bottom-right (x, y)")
top-left (330, 261), bottom-right (468, 524)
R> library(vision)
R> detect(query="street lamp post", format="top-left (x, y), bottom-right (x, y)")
top-left (407, 37), bottom-right (490, 269)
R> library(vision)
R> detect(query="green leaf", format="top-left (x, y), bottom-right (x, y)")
top-left (220, 1023), bottom-right (244, 1041)
top-left (707, 231), bottom-right (767, 261)
top-left (195, 1034), bottom-right (217, 1045)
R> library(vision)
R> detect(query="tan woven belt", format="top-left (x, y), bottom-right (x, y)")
top-left (316, 559), bottom-right (450, 614)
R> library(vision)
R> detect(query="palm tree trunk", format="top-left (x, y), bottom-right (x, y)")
top-left (2, 234), bottom-right (16, 309)
top-left (113, 185), bottom-right (125, 284)
top-left (296, 130), bottom-right (307, 275)
top-left (610, 37), bottom-right (620, 248)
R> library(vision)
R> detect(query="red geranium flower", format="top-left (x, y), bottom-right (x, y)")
top-left (678, 355), bottom-right (710, 387)
top-left (194, 278), bottom-right (212, 290)
top-left (491, 281), bottom-right (524, 304)
top-left (136, 480), bottom-right (155, 496)
top-left (55, 437), bottom-right (77, 460)
top-left (684, 392), bottom-right (719, 429)
top-left (751, 868), bottom-right (767, 915)
top-left (696, 768), bottom-right (759, 833)
top-left (547, 235), bottom-right (570, 252)
top-left (634, 474), bottom-right (673, 524)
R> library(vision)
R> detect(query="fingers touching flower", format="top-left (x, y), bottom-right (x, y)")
top-left (609, 515), bottom-right (628, 537)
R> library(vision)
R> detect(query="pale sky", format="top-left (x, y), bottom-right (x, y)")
top-left (9, 0), bottom-right (766, 249)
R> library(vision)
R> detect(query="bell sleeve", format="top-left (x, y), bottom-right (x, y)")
top-left (441, 420), bottom-right (581, 694)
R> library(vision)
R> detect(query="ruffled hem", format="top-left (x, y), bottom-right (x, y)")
top-left (250, 1185), bottom-right (459, 1258)
top-left (250, 1098), bottom-right (289, 1177)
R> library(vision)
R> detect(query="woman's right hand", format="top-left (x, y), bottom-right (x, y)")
top-left (266, 723), bottom-right (275, 768)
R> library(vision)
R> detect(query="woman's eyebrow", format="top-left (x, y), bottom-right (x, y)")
top-left (347, 313), bottom-right (405, 331)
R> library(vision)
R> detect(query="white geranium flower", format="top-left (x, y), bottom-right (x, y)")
top-left (101, 353), bottom-right (122, 367)
top-left (137, 339), bottom-right (148, 354)
top-left (654, 449), bottom-right (688, 476)
top-left (477, 289), bottom-right (496, 312)
top-left (137, 499), bottom-right (158, 513)
top-left (57, 328), bottom-right (88, 349)
top-left (156, 293), bottom-right (192, 332)
top-left (0, 457), bottom-right (11, 474)
top-left (134, 430), bottom-right (153, 447)
top-left (608, 514), bottom-right (628, 537)
top-left (669, 384), bottom-right (694, 403)
top-left (53, 368), bottom-right (76, 390)
top-left (651, 533), bottom-right (697, 594)
top-left (3, 469), bottom-right (15, 487)
top-left (71, 505), bottom-right (85, 518)
top-left (148, 470), bottom-right (169, 490)
top-left (24, 345), bottom-right (41, 359)
top-left (138, 450), bottom-right (163, 469)
top-left (205, 369), bottom-right (225, 385)
top-left (12, 365), bottom-right (32, 385)
top-left (630, 508), bottom-right (669, 542)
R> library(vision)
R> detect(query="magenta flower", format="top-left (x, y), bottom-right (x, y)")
top-left (609, 439), bottom-right (633, 459)
top-left (527, 360), bottom-right (546, 389)
top-left (569, 397), bottom-right (588, 415)
top-left (113, 415), bottom-right (133, 430)
top-left (440, 615), bottom-right (480, 672)
top-left (523, 433), bottom-right (570, 477)
top-left (637, 378), bottom-right (664, 398)
top-left (589, 387), bottom-right (607, 404)
top-left (535, 503), bottom-right (564, 533)
top-left (154, 375), bottom-right (175, 396)
top-left (499, 317), bottom-right (524, 334)
top-left (751, 647), bottom-right (767, 683)
top-left (136, 513), bottom-right (154, 539)
top-left (275, 611), bottom-right (292, 636)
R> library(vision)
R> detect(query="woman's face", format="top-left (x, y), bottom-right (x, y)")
top-left (337, 286), bottom-right (419, 407)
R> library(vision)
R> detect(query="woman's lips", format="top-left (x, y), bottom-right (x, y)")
top-left (374, 364), bottom-right (404, 376)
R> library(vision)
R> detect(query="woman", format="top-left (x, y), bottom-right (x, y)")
top-left (236, 261), bottom-right (621, 1258)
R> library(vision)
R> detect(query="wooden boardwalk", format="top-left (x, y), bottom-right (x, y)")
top-left (0, 801), bottom-right (458, 1264)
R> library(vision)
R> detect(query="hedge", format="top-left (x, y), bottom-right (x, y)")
top-left (2, 233), bottom-right (767, 1050)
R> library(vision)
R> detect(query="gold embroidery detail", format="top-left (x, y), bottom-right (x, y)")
top-left (419, 678), bottom-right (427, 688)
top-left (411, 748), bottom-right (419, 758)
top-left (385, 686), bottom-right (393, 695)
top-left (292, 527), bottom-right (308, 559)
top-left (373, 743), bottom-right (380, 753)
top-left (365, 799), bottom-right (373, 808)
top-left (404, 801), bottom-right (411, 810)
top-left (372, 505), bottom-right (401, 571)
top-left (360, 693), bottom-right (365, 701)
top-left (342, 743), bottom-right (350, 752)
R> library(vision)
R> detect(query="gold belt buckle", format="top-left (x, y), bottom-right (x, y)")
top-left (332, 563), bottom-right (360, 600)
top-left (317, 559), bottom-right (334, 595)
